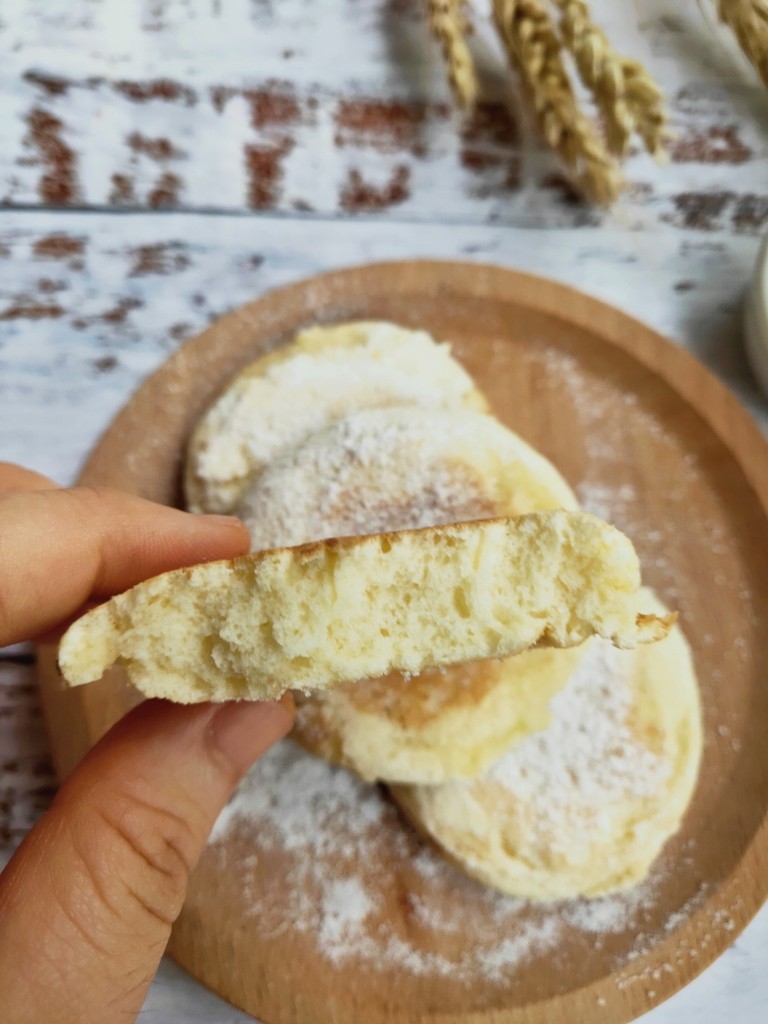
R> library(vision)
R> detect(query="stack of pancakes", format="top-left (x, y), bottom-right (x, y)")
top-left (185, 321), bottom-right (702, 901)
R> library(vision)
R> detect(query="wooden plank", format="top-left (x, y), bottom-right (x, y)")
top-left (0, 661), bottom-right (57, 870)
top-left (0, 211), bottom-right (764, 485)
top-left (1, 0), bottom-right (767, 225)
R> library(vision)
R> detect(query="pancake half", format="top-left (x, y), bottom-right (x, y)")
top-left (58, 514), bottom-right (671, 702)
top-left (392, 591), bottom-right (702, 899)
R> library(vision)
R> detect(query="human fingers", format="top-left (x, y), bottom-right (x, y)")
top-left (0, 695), bottom-right (294, 1024)
top-left (0, 461), bottom-right (58, 493)
top-left (0, 486), bottom-right (250, 646)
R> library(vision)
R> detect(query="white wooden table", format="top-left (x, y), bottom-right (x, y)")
top-left (1, 2), bottom-right (767, 1022)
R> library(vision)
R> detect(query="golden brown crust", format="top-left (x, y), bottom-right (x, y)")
top-left (298, 660), bottom-right (508, 737)
top-left (637, 611), bottom-right (677, 642)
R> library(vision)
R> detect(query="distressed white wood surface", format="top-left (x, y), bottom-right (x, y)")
top-left (2, 0), bottom-right (768, 1022)
top-left (0, 662), bottom-right (57, 872)
top-left (1, 211), bottom-right (765, 483)
top-left (1, 0), bottom-right (768, 229)
top-left (1, 210), bottom-right (768, 1024)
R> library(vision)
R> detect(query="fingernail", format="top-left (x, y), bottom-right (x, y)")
top-left (208, 698), bottom-right (294, 776)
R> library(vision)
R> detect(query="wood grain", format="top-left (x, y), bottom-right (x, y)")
top-left (37, 262), bottom-right (768, 1024)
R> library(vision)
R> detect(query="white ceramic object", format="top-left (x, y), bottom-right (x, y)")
top-left (744, 235), bottom-right (768, 400)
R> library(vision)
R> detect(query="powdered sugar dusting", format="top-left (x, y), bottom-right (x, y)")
top-left (562, 881), bottom-right (661, 934)
top-left (189, 322), bottom-right (481, 513)
top-left (210, 735), bottom-right (387, 850)
top-left (198, 332), bottom-right (719, 992)
top-left (238, 406), bottom-right (496, 549)
top-left (488, 641), bottom-right (671, 855)
top-left (208, 736), bottom-right (674, 982)
top-left (578, 481), bottom-right (638, 522)
top-left (319, 879), bottom-right (376, 963)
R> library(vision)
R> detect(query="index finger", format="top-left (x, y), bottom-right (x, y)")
top-left (0, 486), bottom-right (250, 647)
top-left (0, 461), bottom-right (59, 494)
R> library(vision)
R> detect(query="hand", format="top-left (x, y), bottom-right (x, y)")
top-left (0, 464), bottom-right (294, 1024)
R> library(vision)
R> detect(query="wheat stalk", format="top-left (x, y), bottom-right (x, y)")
top-left (717, 0), bottom-right (768, 87)
top-left (555, 0), bottom-right (668, 157)
top-left (622, 57), bottom-right (669, 157)
top-left (427, 0), bottom-right (479, 109)
top-left (492, 0), bottom-right (623, 204)
top-left (555, 0), bottom-right (633, 155)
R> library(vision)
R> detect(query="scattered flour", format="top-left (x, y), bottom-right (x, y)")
top-left (562, 881), bottom-right (659, 934)
top-left (318, 879), bottom-right (376, 963)
top-left (577, 481), bottom-right (638, 522)
top-left (488, 641), bottom-right (671, 856)
top-left (209, 736), bottom-right (674, 983)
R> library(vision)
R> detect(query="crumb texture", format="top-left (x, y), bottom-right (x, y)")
top-left (58, 512), bottom-right (668, 702)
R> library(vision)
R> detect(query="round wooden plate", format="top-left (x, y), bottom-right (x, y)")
top-left (38, 261), bottom-right (768, 1024)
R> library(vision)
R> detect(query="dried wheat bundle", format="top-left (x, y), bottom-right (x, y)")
top-left (492, 0), bottom-right (623, 204)
top-left (424, 0), bottom-right (668, 204)
top-left (427, 0), bottom-right (479, 109)
top-left (717, 0), bottom-right (768, 87)
top-left (555, 0), bottom-right (668, 157)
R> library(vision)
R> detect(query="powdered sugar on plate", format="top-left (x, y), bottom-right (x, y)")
top-left (208, 730), bottom-right (677, 983)
top-left (318, 879), bottom-right (376, 961)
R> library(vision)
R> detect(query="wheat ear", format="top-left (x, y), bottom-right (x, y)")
top-left (717, 0), bottom-right (768, 87)
top-left (555, 0), bottom-right (668, 157)
top-left (492, 0), bottom-right (623, 204)
top-left (427, 0), bottom-right (479, 110)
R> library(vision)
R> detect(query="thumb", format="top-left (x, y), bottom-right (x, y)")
top-left (0, 696), bottom-right (293, 1024)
